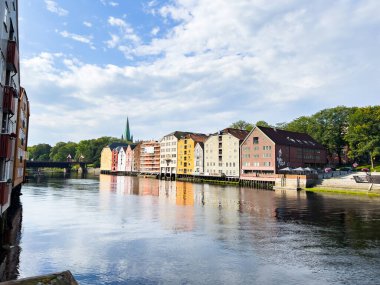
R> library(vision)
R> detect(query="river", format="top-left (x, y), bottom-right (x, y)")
top-left (2, 174), bottom-right (380, 284)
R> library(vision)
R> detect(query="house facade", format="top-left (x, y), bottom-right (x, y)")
top-left (177, 134), bottom-right (207, 175)
top-left (125, 144), bottom-right (135, 172)
top-left (100, 143), bottom-right (128, 173)
top-left (204, 128), bottom-right (248, 177)
top-left (13, 87), bottom-right (30, 188)
top-left (159, 131), bottom-right (191, 178)
top-left (0, 0), bottom-right (23, 213)
top-left (133, 142), bottom-right (142, 172)
top-left (140, 140), bottom-right (160, 174)
top-left (111, 148), bottom-right (119, 172)
top-left (240, 126), bottom-right (327, 180)
top-left (194, 142), bottom-right (204, 174)
top-left (117, 146), bottom-right (128, 172)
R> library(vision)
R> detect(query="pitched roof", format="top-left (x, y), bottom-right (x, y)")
top-left (222, 128), bottom-right (249, 141)
top-left (129, 144), bottom-right (138, 150)
top-left (184, 133), bottom-right (208, 143)
top-left (163, 131), bottom-right (193, 139)
top-left (257, 126), bottom-right (325, 149)
top-left (108, 142), bottom-right (129, 150)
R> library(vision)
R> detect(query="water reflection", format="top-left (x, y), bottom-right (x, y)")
top-left (0, 195), bottom-right (22, 282)
top-left (13, 175), bottom-right (380, 285)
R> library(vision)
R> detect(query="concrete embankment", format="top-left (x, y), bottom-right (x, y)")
top-left (306, 172), bottom-right (380, 196)
top-left (0, 271), bottom-right (78, 285)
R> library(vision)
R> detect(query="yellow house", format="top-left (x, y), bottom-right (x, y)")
top-left (100, 143), bottom-right (128, 173)
top-left (177, 134), bottom-right (207, 175)
top-left (100, 146), bottom-right (112, 172)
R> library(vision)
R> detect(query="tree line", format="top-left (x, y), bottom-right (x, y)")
top-left (230, 105), bottom-right (380, 169)
top-left (28, 105), bottom-right (380, 169)
top-left (27, 137), bottom-right (125, 167)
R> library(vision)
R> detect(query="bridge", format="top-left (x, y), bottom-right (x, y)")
top-left (26, 160), bottom-right (88, 171)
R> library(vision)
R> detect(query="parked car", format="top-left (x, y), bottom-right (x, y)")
top-left (361, 168), bottom-right (370, 172)
top-left (324, 168), bottom-right (332, 173)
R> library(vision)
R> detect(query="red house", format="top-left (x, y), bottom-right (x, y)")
top-left (111, 147), bottom-right (119, 172)
top-left (240, 126), bottom-right (327, 179)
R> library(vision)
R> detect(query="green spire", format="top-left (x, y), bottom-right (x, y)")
top-left (125, 117), bottom-right (132, 142)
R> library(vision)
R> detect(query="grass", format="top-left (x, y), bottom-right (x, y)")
top-left (305, 187), bottom-right (380, 197)
top-left (356, 164), bottom-right (380, 172)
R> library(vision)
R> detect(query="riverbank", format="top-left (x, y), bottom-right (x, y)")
top-left (305, 172), bottom-right (380, 196)
top-left (0, 271), bottom-right (78, 285)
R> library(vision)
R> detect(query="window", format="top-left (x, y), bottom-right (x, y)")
top-left (253, 162), bottom-right (259, 166)
top-left (263, 153), bottom-right (271, 158)
top-left (263, 162), bottom-right (271, 166)
top-left (253, 137), bottom-right (259, 144)
top-left (263, 146), bottom-right (272, 150)
top-left (254, 146), bottom-right (259, 151)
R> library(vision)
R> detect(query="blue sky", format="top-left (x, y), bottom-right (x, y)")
top-left (19, 0), bottom-right (380, 145)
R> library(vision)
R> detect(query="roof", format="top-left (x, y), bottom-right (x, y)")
top-left (129, 144), bottom-right (138, 150)
top-left (108, 142), bottom-right (129, 150)
top-left (195, 142), bottom-right (204, 149)
top-left (163, 131), bottom-right (193, 139)
top-left (222, 128), bottom-right (249, 141)
top-left (183, 133), bottom-right (208, 143)
top-left (257, 126), bottom-right (325, 149)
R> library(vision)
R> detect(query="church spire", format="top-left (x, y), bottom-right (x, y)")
top-left (125, 117), bottom-right (132, 142)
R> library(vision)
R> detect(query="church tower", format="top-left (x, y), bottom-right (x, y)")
top-left (124, 117), bottom-right (133, 142)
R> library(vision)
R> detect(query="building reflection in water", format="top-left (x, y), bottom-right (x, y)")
top-left (98, 176), bottom-right (285, 243)
top-left (0, 196), bottom-right (22, 282)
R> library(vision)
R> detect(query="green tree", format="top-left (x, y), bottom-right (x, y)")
top-left (284, 116), bottom-right (314, 134)
top-left (49, 142), bottom-right (78, 161)
top-left (255, 120), bottom-right (271, 128)
top-left (229, 120), bottom-right (254, 131)
top-left (345, 106), bottom-right (380, 170)
top-left (28, 144), bottom-right (52, 161)
top-left (75, 137), bottom-right (124, 167)
top-left (309, 106), bottom-right (354, 164)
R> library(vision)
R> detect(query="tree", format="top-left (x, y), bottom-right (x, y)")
top-left (345, 106), bottom-right (380, 170)
top-left (229, 120), bottom-right (254, 131)
top-left (28, 144), bottom-right (52, 161)
top-left (284, 116), bottom-right (313, 134)
top-left (49, 142), bottom-right (78, 161)
top-left (284, 107), bottom-right (355, 164)
top-left (255, 120), bottom-right (271, 128)
top-left (309, 106), bottom-right (355, 164)
top-left (75, 136), bottom-right (124, 167)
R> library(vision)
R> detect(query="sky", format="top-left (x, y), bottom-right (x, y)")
top-left (19, 0), bottom-right (380, 145)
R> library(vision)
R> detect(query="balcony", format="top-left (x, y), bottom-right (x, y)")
top-left (2, 86), bottom-right (17, 115)
top-left (0, 134), bottom-right (12, 160)
top-left (7, 40), bottom-right (19, 73)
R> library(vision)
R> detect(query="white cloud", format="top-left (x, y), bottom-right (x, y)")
top-left (100, 0), bottom-right (119, 7)
top-left (59, 30), bottom-right (96, 49)
top-left (151, 26), bottom-right (160, 36)
top-left (105, 17), bottom-right (141, 55)
top-left (22, 1), bottom-right (380, 145)
top-left (44, 0), bottom-right (68, 16)
top-left (83, 21), bottom-right (93, 28)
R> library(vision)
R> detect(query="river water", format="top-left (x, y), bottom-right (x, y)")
top-left (5, 175), bottom-right (380, 284)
